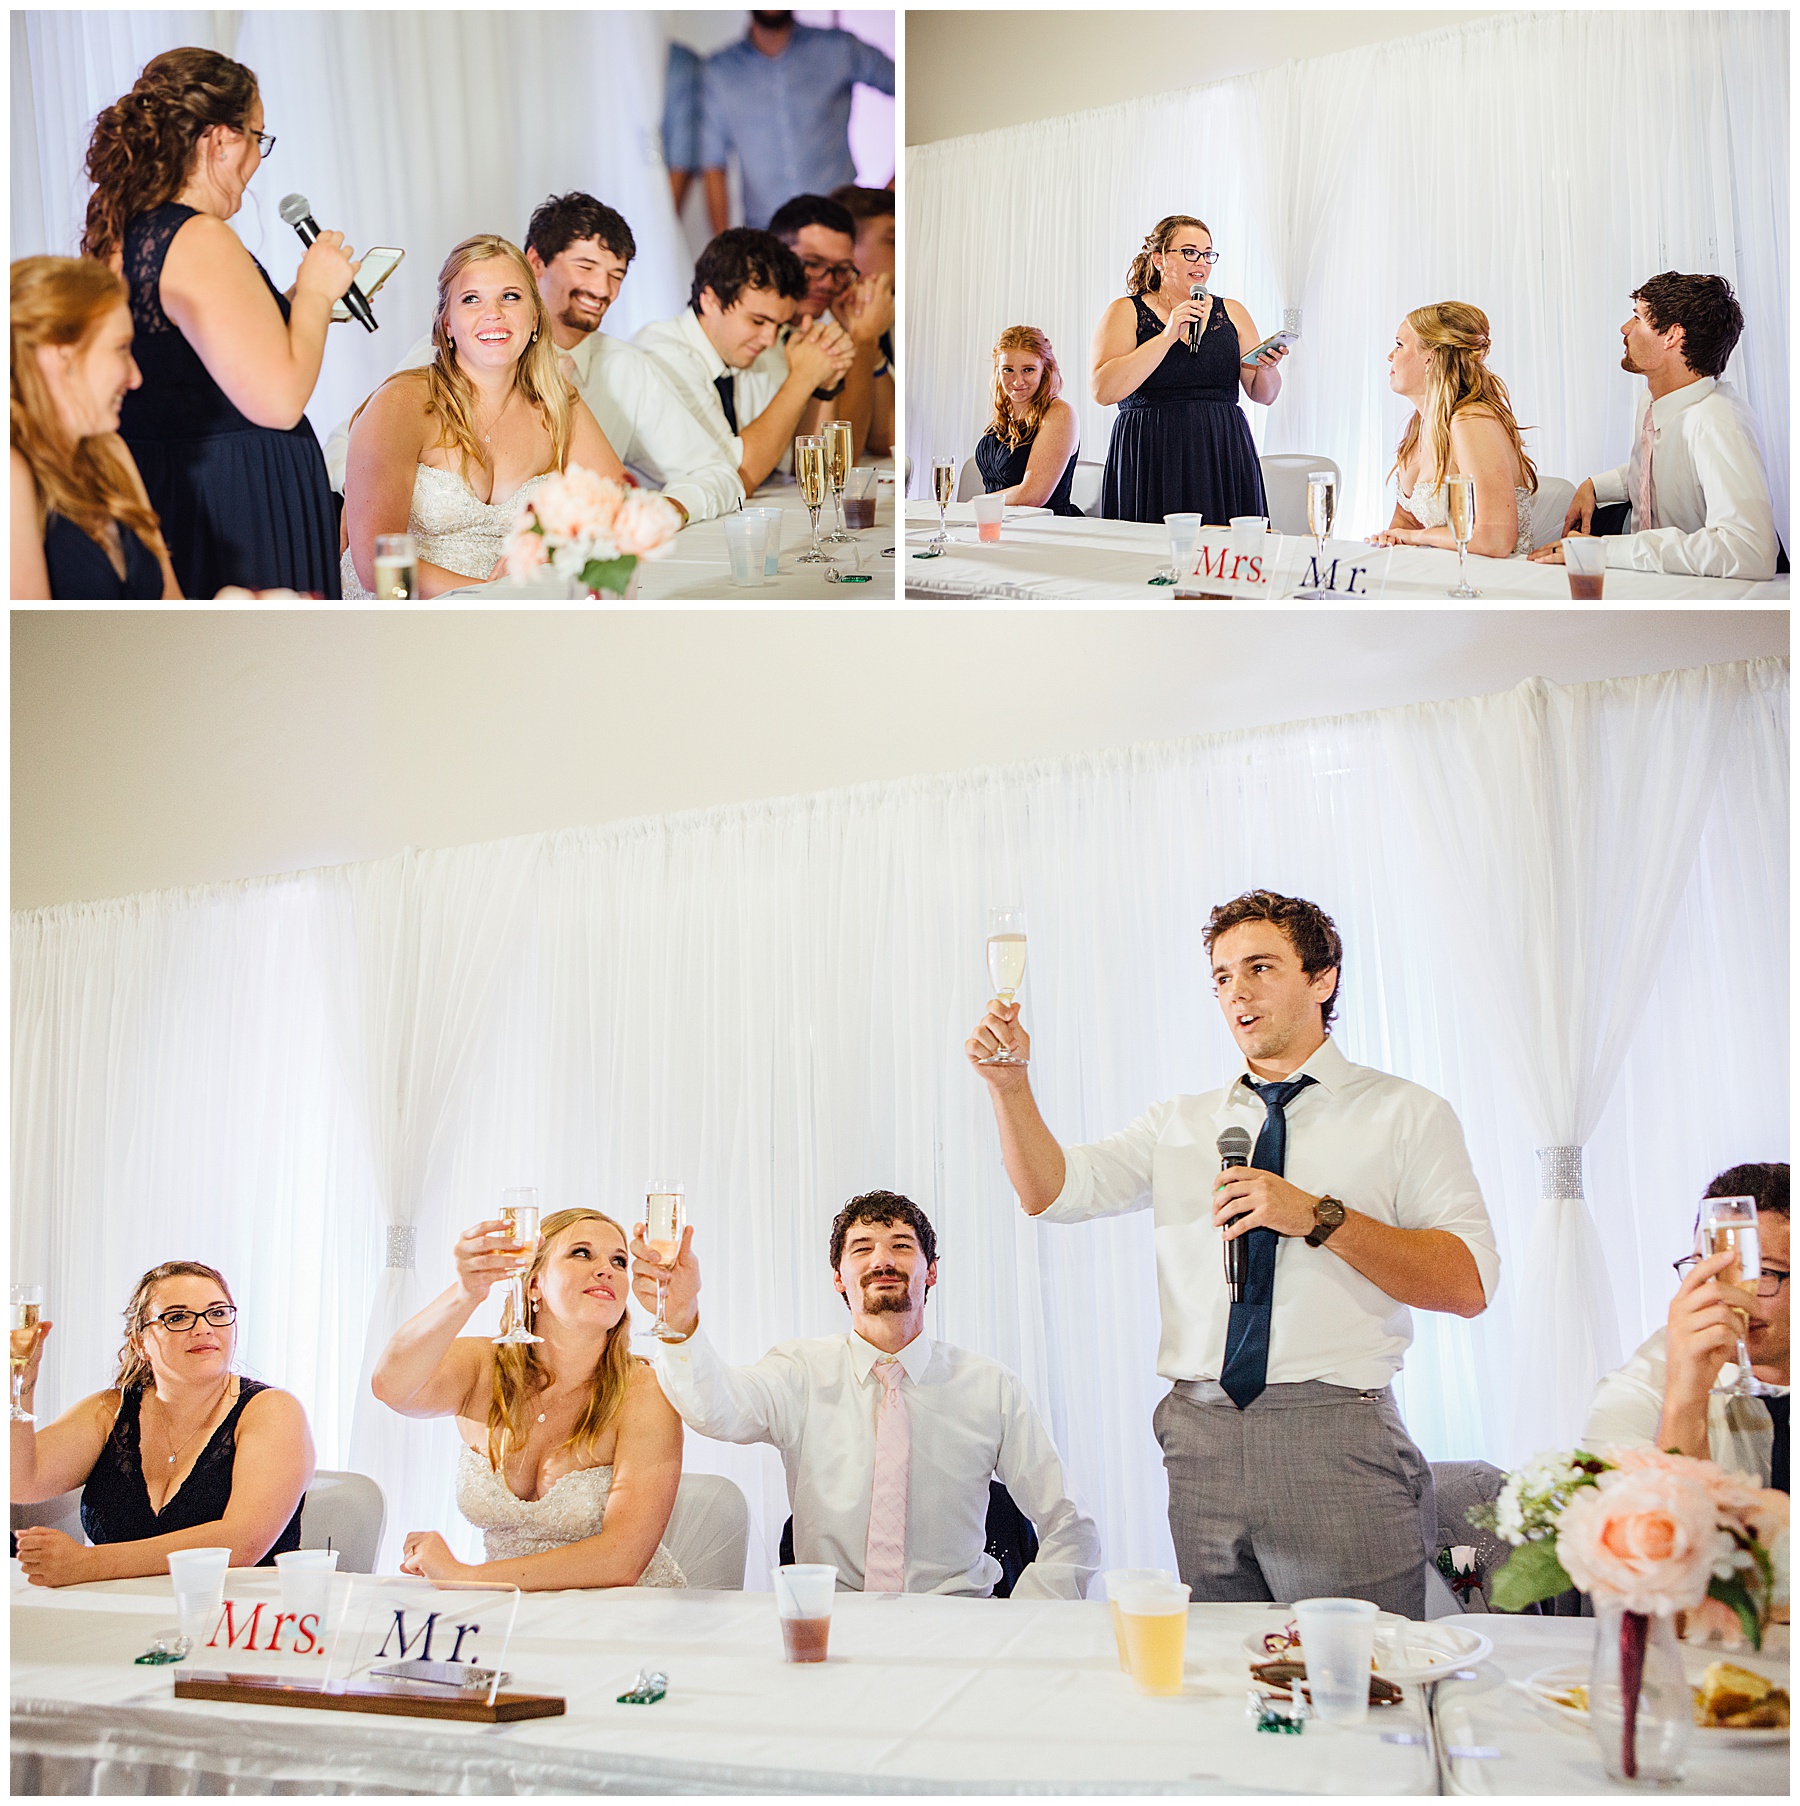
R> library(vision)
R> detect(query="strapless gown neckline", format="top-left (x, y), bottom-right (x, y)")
top-left (340, 462), bottom-right (553, 597)
top-left (1398, 471), bottom-right (1534, 557)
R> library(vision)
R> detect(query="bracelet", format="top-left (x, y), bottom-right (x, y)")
top-left (812, 380), bottom-right (846, 401)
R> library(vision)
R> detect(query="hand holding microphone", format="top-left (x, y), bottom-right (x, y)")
top-left (1187, 282), bottom-right (1209, 354)
top-left (280, 192), bottom-right (373, 331)
top-left (1216, 1126), bottom-right (1252, 1300)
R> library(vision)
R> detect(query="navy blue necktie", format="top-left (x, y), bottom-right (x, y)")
top-left (714, 372), bottom-right (739, 435)
top-left (1219, 1073), bottom-right (1317, 1411)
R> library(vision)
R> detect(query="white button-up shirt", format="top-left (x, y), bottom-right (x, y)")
top-left (632, 308), bottom-right (794, 477)
top-left (653, 1323), bottom-right (1100, 1599)
top-left (320, 328), bottom-right (742, 524)
top-left (1590, 377), bottom-right (1779, 580)
top-left (1041, 1036), bottom-right (1500, 1391)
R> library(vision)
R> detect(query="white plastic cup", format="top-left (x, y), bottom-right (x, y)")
top-left (1163, 512), bottom-right (1204, 576)
top-left (167, 1547), bottom-right (231, 1643)
top-left (1293, 1596), bottom-right (1379, 1724)
top-left (724, 512), bottom-right (770, 587)
top-left (1112, 1577), bottom-right (1191, 1696)
top-left (743, 506), bottom-right (784, 576)
top-left (1103, 1567), bottom-right (1174, 1674)
top-left (1229, 514), bottom-right (1270, 591)
top-left (773, 1563), bottom-right (837, 1663)
top-left (275, 1548), bottom-right (340, 1637)
top-left (1563, 533), bottom-right (1606, 598)
top-left (971, 491), bottom-right (1006, 543)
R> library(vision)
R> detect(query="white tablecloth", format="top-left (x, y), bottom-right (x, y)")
top-left (10, 1566), bottom-right (1785, 1795)
top-left (460, 471), bottom-right (898, 602)
top-left (900, 504), bottom-right (1789, 602)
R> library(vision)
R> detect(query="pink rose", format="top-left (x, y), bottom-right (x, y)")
top-left (505, 528), bottom-right (548, 577)
top-left (613, 490), bottom-right (681, 558)
top-left (1557, 1466), bottom-right (1721, 1614)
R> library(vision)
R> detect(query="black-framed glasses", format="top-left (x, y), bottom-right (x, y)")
top-left (146, 1304), bottom-right (238, 1333)
top-left (242, 127), bottom-right (275, 157)
top-left (1171, 247), bottom-right (1221, 266)
top-left (1673, 1255), bottom-right (1788, 1298)
top-left (800, 256), bottom-right (857, 285)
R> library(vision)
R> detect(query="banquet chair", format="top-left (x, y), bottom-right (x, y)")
top-left (956, 456), bottom-right (983, 503)
top-left (777, 1480), bottom-right (1039, 1597)
top-left (1258, 453), bottom-right (1341, 536)
top-left (1527, 475), bottom-right (1577, 551)
top-left (10, 1488), bottom-right (86, 1550)
top-left (1069, 460), bottom-right (1104, 517)
top-left (661, 1471), bottom-right (750, 1589)
top-left (1429, 1459), bottom-right (1589, 1617)
top-left (300, 1469), bottom-right (386, 1573)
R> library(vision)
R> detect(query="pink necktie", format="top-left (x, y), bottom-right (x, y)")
top-left (1634, 402), bottom-right (1659, 530)
top-left (862, 1356), bottom-right (910, 1593)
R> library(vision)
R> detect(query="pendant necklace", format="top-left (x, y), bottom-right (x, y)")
top-left (155, 1374), bottom-right (232, 1469)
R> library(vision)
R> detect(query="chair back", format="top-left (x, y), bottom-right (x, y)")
top-left (955, 455), bottom-right (983, 503)
top-left (1258, 454), bottom-right (1341, 535)
top-left (1527, 476), bottom-right (1577, 552)
top-left (779, 1481), bottom-right (1038, 1596)
top-left (10, 1488), bottom-right (86, 1545)
top-left (662, 1471), bottom-right (749, 1590)
top-left (1069, 459), bottom-right (1104, 517)
top-left (300, 1469), bottom-right (387, 1573)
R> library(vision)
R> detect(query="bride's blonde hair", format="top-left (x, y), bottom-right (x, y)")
top-left (1391, 302), bottom-right (1537, 493)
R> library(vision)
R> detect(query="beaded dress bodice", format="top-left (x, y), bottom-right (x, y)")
top-left (1398, 473), bottom-right (1534, 557)
top-left (341, 464), bottom-right (552, 596)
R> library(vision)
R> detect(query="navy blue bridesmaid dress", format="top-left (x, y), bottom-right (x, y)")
top-left (42, 511), bottom-right (163, 598)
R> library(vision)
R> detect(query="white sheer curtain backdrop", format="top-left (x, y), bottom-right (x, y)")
top-left (12, 659), bottom-right (1787, 1577)
top-left (11, 10), bottom-right (688, 443)
top-left (906, 11), bottom-right (1790, 544)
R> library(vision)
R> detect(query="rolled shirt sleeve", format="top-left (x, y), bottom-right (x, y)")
top-left (1393, 1091), bottom-right (1500, 1306)
top-left (1039, 1102), bottom-right (1167, 1225)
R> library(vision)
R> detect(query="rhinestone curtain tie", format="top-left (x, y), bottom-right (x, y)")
top-left (386, 1225), bottom-right (417, 1270)
top-left (1535, 1146), bottom-right (1584, 1200)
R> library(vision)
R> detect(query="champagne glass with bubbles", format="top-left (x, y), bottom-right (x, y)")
top-left (930, 456), bottom-right (957, 549)
top-left (644, 1185), bottom-right (687, 1341)
top-left (493, 1188), bottom-right (542, 1345)
top-left (10, 1284), bottom-right (43, 1422)
top-left (822, 419), bottom-right (855, 546)
top-left (1700, 1195), bottom-right (1773, 1398)
top-left (980, 906), bottom-right (1029, 1066)
top-left (1446, 474), bottom-right (1481, 598)
top-left (795, 436), bottom-right (830, 564)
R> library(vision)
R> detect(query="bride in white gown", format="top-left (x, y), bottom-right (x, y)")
top-left (340, 233), bottom-right (628, 597)
top-left (374, 1207), bottom-right (687, 1591)
top-left (1368, 302), bottom-right (1538, 559)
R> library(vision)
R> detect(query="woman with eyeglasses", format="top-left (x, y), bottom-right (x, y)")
top-left (1091, 215), bottom-right (1288, 525)
top-left (81, 48), bottom-right (357, 597)
top-left (9, 1261), bottom-right (314, 1587)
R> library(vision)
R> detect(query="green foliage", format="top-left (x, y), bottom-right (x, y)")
top-left (1487, 1534), bottom-right (1574, 1612)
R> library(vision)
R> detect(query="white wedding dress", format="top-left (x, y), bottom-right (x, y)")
top-left (1398, 473), bottom-right (1534, 557)
top-left (340, 463), bottom-right (552, 598)
top-left (455, 1445), bottom-right (688, 1583)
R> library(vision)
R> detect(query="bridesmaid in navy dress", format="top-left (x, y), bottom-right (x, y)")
top-left (10, 256), bottom-right (177, 598)
top-left (11, 1261), bottom-right (314, 1588)
top-left (81, 49), bottom-right (360, 598)
top-left (1092, 215), bottom-right (1289, 525)
top-left (974, 325), bottom-right (1082, 515)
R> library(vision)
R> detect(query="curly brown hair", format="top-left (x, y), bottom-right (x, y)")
top-left (113, 1261), bottom-right (236, 1392)
top-left (828, 1191), bottom-right (938, 1271)
top-left (81, 49), bottom-right (259, 265)
top-left (1631, 272), bottom-right (1745, 380)
top-left (1126, 215), bottom-right (1211, 297)
top-left (1203, 891), bottom-right (1344, 1031)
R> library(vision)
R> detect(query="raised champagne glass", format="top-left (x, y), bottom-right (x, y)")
top-left (10, 1284), bottom-right (43, 1423)
top-left (979, 906), bottom-right (1029, 1066)
top-left (822, 419), bottom-right (855, 546)
top-left (1700, 1195), bottom-right (1772, 1398)
top-left (644, 1185), bottom-right (686, 1341)
top-left (1446, 474), bottom-right (1481, 598)
top-left (930, 456), bottom-right (957, 550)
top-left (493, 1188), bottom-right (542, 1345)
top-left (795, 436), bottom-right (829, 564)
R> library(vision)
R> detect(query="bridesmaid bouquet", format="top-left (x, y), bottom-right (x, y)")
top-left (505, 465), bottom-right (682, 597)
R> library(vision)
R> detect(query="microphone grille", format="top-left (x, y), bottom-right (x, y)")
top-left (1217, 1126), bottom-right (1252, 1162)
top-left (277, 193), bottom-right (311, 226)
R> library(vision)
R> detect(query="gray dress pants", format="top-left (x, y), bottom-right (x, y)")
top-left (1154, 1379), bottom-right (1436, 1618)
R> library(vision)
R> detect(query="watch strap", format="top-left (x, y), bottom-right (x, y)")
top-left (1305, 1196), bottom-right (1346, 1248)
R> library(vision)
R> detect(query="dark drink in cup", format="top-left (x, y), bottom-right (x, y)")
top-left (781, 1615), bottom-right (831, 1663)
top-left (1568, 571), bottom-right (1604, 600)
top-left (843, 496), bottom-right (877, 529)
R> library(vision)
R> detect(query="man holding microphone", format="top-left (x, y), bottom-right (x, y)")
top-left (966, 889), bottom-right (1498, 1616)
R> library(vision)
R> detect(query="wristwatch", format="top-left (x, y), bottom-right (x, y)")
top-left (1305, 1195), bottom-right (1347, 1248)
top-left (812, 379), bottom-right (847, 401)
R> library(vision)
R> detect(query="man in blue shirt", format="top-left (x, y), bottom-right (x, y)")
top-left (701, 12), bottom-right (895, 232)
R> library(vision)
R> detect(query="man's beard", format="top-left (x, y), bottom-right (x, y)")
top-left (1620, 348), bottom-right (1643, 374)
top-left (560, 296), bottom-right (604, 333)
top-left (753, 10), bottom-right (794, 28)
top-left (862, 1273), bottom-right (911, 1314)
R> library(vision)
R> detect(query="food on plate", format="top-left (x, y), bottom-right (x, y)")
top-left (1696, 1662), bottom-right (1790, 1729)
top-left (1250, 1657), bottom-right (1404, 1707)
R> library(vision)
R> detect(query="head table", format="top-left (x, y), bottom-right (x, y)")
top-left (9, 1564), bottom-right (1786, 1795)
top-left (901, 504), bottom-right (1788, 603)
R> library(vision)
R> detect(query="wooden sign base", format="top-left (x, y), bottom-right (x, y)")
top-left (174, 1669), bottom-right (565, 1722)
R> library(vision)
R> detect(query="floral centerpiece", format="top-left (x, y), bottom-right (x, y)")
top-left (1471, 1447), bottom-right (1788, 1780)
top-left (504, 465), bottom-right (682, 598)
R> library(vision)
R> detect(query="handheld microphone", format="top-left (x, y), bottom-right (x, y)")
top-left (1217, 1125), bottom-right (1253, 1301)
top-left (1187, 282), bottom-right (1208, 354)
top-left (279, 193), bottom-right (376, 332)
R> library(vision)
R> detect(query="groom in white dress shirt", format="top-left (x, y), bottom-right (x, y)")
top-left (1532, 271), bottom-right (1779, 581)
top-left (323, 193), bottom-right (742, 524)
top-left (630, 1190), bottom-right (1099, 1598)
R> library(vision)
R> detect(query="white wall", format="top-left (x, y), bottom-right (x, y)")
top-left (905, 10), bottom-right (1497, 145)
top-left (11, 609), bottom-right (1786, 910)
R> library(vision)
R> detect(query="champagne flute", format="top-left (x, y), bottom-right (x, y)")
top-left (1292, 471), bottom-right (1340, 598)
top-left (930, 456), bottom-right (957, 549)
top-left (822, 419), bottom-right (855, 546)
top-left (979, 906), bottom-right (1029, 1066)
top-left (644, 1185), bottom-right (686, 1341)
top-left (795, 436), bottom-right (829, 564)
top-left (373, 533), bottom-right (419, 601)
top-left (493, 1188), bottom-right (542, 1345)
top-left (1699, 1195), bottom-right (1772, 1398)
top-left (1446, 474), bottom-right (1481, 598)
top-left (10, 1284), bottom-right (43, 1423)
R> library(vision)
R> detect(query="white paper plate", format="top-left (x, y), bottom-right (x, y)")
top-left (1242, 1614), bottom-right (1492, 1684)
top-left (1516, 1660), bottom-right (1789, 1745)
